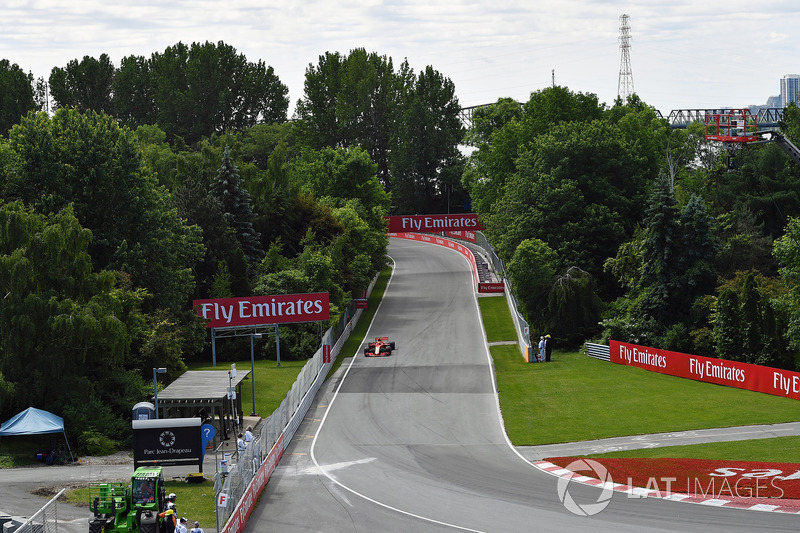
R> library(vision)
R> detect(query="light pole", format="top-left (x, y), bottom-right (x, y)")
top-left (249, 333), bottom-right (261, 416)
top-left (152, 368), bottom-right (166, 419)
top-left (276, 326), bottom-right (281, 367)
top-left (228, 364), bottom-right (237, 434)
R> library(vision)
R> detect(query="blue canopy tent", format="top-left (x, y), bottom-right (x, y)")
top-left (0, 407), bottom-right (74, 462)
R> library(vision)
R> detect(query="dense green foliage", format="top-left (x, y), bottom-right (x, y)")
top-left (48, 42), bottom-right (290, 145)
top-left (0, 60), bottom-right (37, 134)
top-left (0, 110), bottom-right (393, 446)
top-left (0, 44), bottom-right (442, 450)
top-left (464, 88), bottom-right (800, 369)
top-left (296, 48), bottom-right (466, 213)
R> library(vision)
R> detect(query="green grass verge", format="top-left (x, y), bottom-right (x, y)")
top-left (477, 296), bottom-right (517, 343)
top-left (494, 347), bottom-right (800, 445)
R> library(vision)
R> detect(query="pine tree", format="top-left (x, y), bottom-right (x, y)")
top-left (740, 272), bottom-right (762, 364)
top-left (638, 175), bottom-right (681, 323)
top-left (211, 260), bottom-right (233, 298)
top-left (714, 288), bottom-right (742, 361)
top-left (210, 145), bottom-right (264, 263)
top-left (675, 194), bottom-right (717, 324)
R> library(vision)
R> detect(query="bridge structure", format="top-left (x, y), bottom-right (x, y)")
top-left (657, 107), bottom-right (783, 130)
top-left (459, 102), bottom-right (784, 130)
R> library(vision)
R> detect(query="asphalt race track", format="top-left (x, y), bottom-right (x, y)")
top-left (245, 238), bottom-right (799, 532)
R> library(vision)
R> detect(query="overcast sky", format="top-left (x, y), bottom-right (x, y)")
top-left (2, 1), bottom-right (799, 116)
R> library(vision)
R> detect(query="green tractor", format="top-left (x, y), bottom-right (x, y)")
top-left (89, 467), bottom-right (166, 533)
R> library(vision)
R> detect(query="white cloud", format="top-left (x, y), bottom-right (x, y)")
top-left (1, 0), bottom-right (798, 113)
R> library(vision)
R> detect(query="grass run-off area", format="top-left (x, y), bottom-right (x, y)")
top-left (479, 294), bottom-right (800, 462)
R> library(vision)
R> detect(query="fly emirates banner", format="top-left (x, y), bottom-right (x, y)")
top-left (194, 293), bottom-right (329, 329)
top-left (609, 340), bottom-right (800, 401)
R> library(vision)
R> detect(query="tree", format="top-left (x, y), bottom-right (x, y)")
top-left (295, 51), bottom-right (345, 148)
top-left (182, 41), bottom-right (287, 143)
top-left (523, 85), bottom-right (604, 134)
top-left (484, 118), bottom-right (649, 293)
top-left (711, 271), bottom-right (793, 368)
top-left (0, 201), bottom-right (136, 436)
top-left (149, 42), bottom-right (192, 142)
top-left (703, 121), bottom-right (800, 239)
top-left (49, 54), bottom-right (115, 114)
top-left (113, 55), bottom-right (157, 127)
top-left (118, 41), bottom-right (289, 144)
top-left (0, 59), bottom-right (36, 133)
top-left (463, 97), bottom-right (523, 148)
top-left (740, 272), bottom-right (762, 362)
top-left (506, 238), bottom-right (558, 332)
top-left (774, 216), bottom-right (800, 357)
top-left (296, 49), bottom-right (464, 214)
top-left (297, 49), bottom-right (397, 185)
top-left (391, 64), bottom-right (465, 213)
top-left (638, 175), bottom-right (681, 323)
top-left (328, 204), bottom-right (388, 293)
top-left (210, 145), bottom-right (264, 264)
top-left (6, 108), bottom-right (203, 311)
top-left (462, 116), bottom-right (525, 215)
top-left (173, 176), bottom-right (243, 297)
top-left (714, 207), bottom-right (777, 279)
top-left (288, 146), bottom-right (390, 223)
top-left (546, 266), bottom-right (604, 345)
top-left (673, 194), bottom-right (717, 325)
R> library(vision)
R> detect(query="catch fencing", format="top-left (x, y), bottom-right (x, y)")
top-left (14, 489), bottom-right (66, 533)
top-left (213, 274), bottom-right (378, 532)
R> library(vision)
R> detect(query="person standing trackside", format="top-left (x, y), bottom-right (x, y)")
top-left (158, 506), bottom-right (176, 533)
top-left (544, 334), bottom-right (553, 362)
top-left (190, 522), bottom-right (203, 533)
top-left (538, 336), bottom-right (545, 363)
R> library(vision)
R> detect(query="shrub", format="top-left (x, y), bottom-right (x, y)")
top-left (77, 429), bottom-right (118, 456)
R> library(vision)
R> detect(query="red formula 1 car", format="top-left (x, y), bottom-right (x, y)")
top-left (364, 337), bottom-right (396, 357)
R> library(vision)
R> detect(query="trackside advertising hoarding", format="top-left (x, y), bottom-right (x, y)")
top-left (444, 230), bottom-right (478, 243)
top-left (609, 340), bottom-right (800, 401)
top-left (384, 214), bottom-right (484, 233)
top-left (193, 293), bottom-right (329, 329)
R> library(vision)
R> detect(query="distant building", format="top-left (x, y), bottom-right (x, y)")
top-left (781, 74), bottom-right (800, 107)
top-left (766, 95), bottom-right (781, 108)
